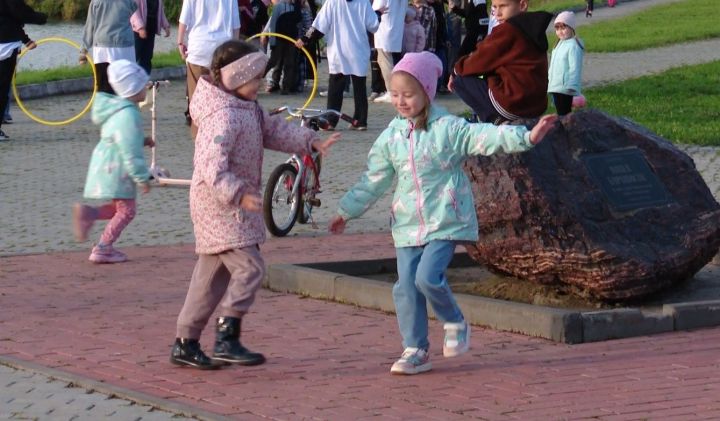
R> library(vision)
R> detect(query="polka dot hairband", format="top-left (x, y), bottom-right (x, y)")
top-left (220, 52), bottom-right (269, 91)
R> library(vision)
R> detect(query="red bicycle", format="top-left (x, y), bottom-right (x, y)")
top-left (263, 106), bottom-right (357, 236)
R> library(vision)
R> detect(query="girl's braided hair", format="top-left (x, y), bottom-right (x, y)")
top-left (210, 39), bottom-right (261, 86)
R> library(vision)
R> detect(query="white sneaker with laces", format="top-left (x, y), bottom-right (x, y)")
top-left (443, 321), bottom-right (470, 357)
top-left (373, 92), bottom-right (392, 103)
top-left (390, 347), bottom-right (431, 375)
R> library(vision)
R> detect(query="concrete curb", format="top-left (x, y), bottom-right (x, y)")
top-left (14, 65), bottom-right (186, 100)
top-left (264, 254), bottom-right (720, 344)
top-left (0, 354), bottom-right (229, 421)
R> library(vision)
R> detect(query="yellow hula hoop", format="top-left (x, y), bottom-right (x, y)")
top-left (248, 32), bottom-right (317, 110)
top-left (12, 37), bottom-right (97, 127)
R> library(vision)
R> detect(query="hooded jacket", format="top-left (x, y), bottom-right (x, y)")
top-left (548, 37), bottom-right (584, 96)
top-left (338, 105), bottom-right (534, 247)
top-left (189, 77), bottom-right (319, 254)
top-left (83, 93), bottom-right (150, 200)
top-left (454, 11), bottom-right (553, 119)
top-left (0, 0), bottom-right (47, 44)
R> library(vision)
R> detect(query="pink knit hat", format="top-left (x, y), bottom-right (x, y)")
top-left (392, 51), bottom-right (443, 101)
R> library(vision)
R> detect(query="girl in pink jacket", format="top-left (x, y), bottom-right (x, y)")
top-left (170, 40), bottom-right (340, 370)
top-left (402, 7), bottom-right (425, 54)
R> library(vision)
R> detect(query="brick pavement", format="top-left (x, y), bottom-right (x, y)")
top-left (2, 234), bottom-right (720, 420)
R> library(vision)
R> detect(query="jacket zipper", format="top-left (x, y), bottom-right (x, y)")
top-left (407, 122), bottom-right (425, 245)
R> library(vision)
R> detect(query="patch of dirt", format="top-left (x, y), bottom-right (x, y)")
top-left (367, 266), bottom-right (619, 311)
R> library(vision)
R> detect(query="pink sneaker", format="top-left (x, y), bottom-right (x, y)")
top-left (88, 244), bottom-right (128, 264)
top-left (73, 203), bottom-right (96, 242)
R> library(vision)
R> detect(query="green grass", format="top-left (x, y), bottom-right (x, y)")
top-left (14, 50), bottom-right (184, 86)
top-left (569, 0), bottom-right (720, 52)
top-left (529, 0), bottom-right (587, 13)
top-left (583, 60), bottom-right (720, 146)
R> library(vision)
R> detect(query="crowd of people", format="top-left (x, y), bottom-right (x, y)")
top-left (3, 0), bottom-right (593, 375)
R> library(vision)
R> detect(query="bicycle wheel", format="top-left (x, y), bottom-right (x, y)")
top-left (298, 156), bottom-right (321, 224)
top-left (263, 163), bottom-right (300, 236)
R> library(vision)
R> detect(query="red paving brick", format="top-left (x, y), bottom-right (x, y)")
top-left (2, 232), bottom-right (720, 420)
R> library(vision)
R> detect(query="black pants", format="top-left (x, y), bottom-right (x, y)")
top-left (453, 75), bottom-right (502, 123)
top-left (327, 73), bottom-right (368, 127)
top-left (134, 32), bottom-right (156, 75)
top-left (265, 42), bottom-right (299, 93)
top-left (370, 49), bottom-right (385, 94)
top-left (95, 62), bottom-right (115, 95)
top-left (0, 49), bottom-right (18, 131)
top-left (552, 93), bottom-right (573, 116)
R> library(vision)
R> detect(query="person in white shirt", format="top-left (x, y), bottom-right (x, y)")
top-left (177, 0), bottom-right (240, 139)
top-left (296, 0), bottom-right (378, 130)
top-left (371, 0), bottom-right (407, 103)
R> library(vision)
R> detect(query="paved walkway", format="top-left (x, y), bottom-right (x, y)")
top-left (2, 0), bottom-right (720, 419)
top-left (3, 235), bottom-right (720, 420)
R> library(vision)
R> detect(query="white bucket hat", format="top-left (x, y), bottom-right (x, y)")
top-left (108, 60), bottom-right (149, 99)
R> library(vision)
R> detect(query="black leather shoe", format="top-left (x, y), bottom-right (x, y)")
top-left (213, 317), bottom-right (266, 366)
top-left (170, 338), bottom-right (223, 370)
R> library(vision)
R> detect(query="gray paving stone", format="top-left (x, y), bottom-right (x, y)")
top-left (0, 365), bottom-right (195, 421)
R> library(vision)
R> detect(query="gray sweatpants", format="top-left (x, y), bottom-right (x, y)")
top-left (176, 246), bottom-right (265, 339)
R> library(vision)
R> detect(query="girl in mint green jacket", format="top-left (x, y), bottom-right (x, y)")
top-left (329, 52), bottom-right (557, 375)
top-left (548, 11), bottom-right (584, 115)
top-left (73, 60), bottom-right (152, 264)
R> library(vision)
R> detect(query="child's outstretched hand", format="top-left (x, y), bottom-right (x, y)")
top-left (529, 114), bottom-right (559, 145)
top-left (312, 132), bottom-right (341, 156)
top-left (328, 215), bottom-right (346, 234)
top-left (240, 192), bottom-right (263, 212)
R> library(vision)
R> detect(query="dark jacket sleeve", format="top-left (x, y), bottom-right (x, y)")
top-left (301, 26), bottom-right (324, 44)
top-left (6, 0), bottom-right (48, 25)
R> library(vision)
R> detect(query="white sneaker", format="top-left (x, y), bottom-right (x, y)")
top-left (373, 92), bottom-right (392, 103)
top-left (0, 129), bottom-right (8, 141)
top-left (390, 347), bottom-right (432, 375)
top-left (368, 91), bottom-right (383, 101)
top-left (443, 321), bottom-right (470, 357)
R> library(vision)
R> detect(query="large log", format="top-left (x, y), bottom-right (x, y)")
top-left (463, 109), bottom-right (720, 301)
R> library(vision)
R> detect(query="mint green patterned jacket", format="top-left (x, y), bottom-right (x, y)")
top-left (338, 105), bottom-right (534, 247)
top-left (83, 93), bottom-right (150, 200)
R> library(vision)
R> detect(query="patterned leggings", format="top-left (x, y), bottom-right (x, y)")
top-left (95, 199), bottom-right (136, 245)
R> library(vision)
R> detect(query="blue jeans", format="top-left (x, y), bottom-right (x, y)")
top-left (393, 240), bottom-right (464, 350)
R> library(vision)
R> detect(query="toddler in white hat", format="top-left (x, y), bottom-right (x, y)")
top-left (72, 60), bottom-right (153, 264)
top-left (548, 11), bottom-right (585, 116)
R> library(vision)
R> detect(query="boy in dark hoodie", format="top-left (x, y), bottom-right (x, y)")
top-left (448, 0), bottom-right (552, 124)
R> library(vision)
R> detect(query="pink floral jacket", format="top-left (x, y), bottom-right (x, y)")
top-left (189, 77), bottom-right (318, 254)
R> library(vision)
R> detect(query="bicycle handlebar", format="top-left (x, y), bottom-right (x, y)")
top-left (268, 105), bottom-right (359, 127)
top-left (147, 80), bottom-right (171, 89)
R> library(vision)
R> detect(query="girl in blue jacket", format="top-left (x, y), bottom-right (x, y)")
top-left (329, 51), bottom-right (557, 375)
top-left (548, 11), bottom-right (584, 116)
top-left (73, 60), bottom-right (153, 264)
